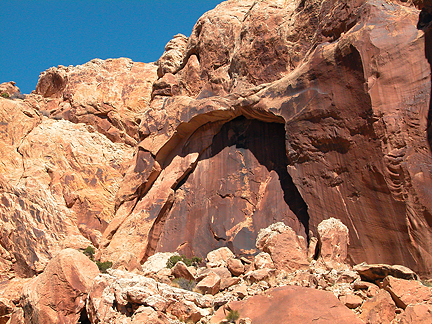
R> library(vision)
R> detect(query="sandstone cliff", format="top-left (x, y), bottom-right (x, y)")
top-left (0, 1), bottom-right (431, 322)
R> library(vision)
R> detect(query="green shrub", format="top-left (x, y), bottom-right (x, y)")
top-left (96, 260), bottom-right (113, 273)
top-left (172, 277), bottom-right (197, 291)
top-left (166, 255), bottom-right (202, 269)
top-left (1, 93), bottom-right (9, 98)
top-left (225, 309), bottom-right (240, 323)
top-left (83, 246), bottom-right (95, 261)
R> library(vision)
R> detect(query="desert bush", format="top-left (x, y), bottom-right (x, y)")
top-left (96, 260), bottom-right (113, 273)
top-left (166, 255), bottom-right (202, 268)
top-left (225, 309), bottom-right (240, 323)
top-left (1, 93), bottom-right (9, 98)
top-left (172, 277), bottom-right (197, 291)
top-left (83, 245), bottom-right (95, 261)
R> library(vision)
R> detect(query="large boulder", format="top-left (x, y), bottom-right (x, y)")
top-left (256, 222), bottom-right (308, 272)
top-left (317, 218), bottom-right (349, 268)
top-left (21, 249), bottom-right (100, 324)
top-left (210, 286), bottom-right (364, 324)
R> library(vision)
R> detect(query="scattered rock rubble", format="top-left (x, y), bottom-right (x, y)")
top-left (3, 218), bottom-right (430, 323)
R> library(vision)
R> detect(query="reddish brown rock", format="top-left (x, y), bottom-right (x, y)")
top-left (246, 269), bottom-right (275, 284)
top-left (131, 306), bottom-right (171, 324)
top-left (227, 258), bottom-right (245, 277)
top-left (21, 248), bottom-right (100, 324)
top-left (172, 261), bottom-right (195, 281)
top-left (253, 252), bottom-right (275, 270)
top-left (157, 34), bottom-right (188, 78)
top-left (256, 222), bottom-right (308, 272)
top-left (359, 290), bottom-right (396, 324)
top-left (383, 276), bottom-right (432, 309)
top-left (211, 286), bottom-right (364, 324)
top-left (196, 271), bottom-right (221, 295)
top-left (396, 303), bottom-right (432, 324)
top-left (353, 263), bottom-right (418, 282)
top-left (339, 293), bottom-right (363, 309)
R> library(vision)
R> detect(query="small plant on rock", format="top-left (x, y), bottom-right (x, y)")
top-left (166, 255), bottom-right (202, 268)
top-left (225, 309), bottom-right (240, 323)
top-left (1, 93), bottom-right (9, 98)
top-left (172, 277), bottom-right (197, 291)
top-left (96, 260), bottom-right (113, 273)
top-left (83, 245), bottom-right (95, 261)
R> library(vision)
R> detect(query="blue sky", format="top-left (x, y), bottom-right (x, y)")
top-left (1, 0), bottom-right (223, 94)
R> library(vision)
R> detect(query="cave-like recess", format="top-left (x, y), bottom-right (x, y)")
top-left (154, 116), bottom-right (309, 258)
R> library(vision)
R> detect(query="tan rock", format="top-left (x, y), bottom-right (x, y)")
top-left (246, 269), bottom-right (275, 283)
top-left (21, 249), bottom-right (100, 324)
top-left (207, 247), bottom-right (235, 268)
top-left (196, 272), bottom-right (221, 295)
top-left (0, 82), bottom-right (21, 98)
top-left (256, 223), bottom-right (308, 272)
top-left (221, 277), bottom-right (241, 291)
top-left (227, 258), bottom-right (245, 277)
top-left (317, 218), bottom-right (349, 267)
top-left (359, 290), bottom-right (396, 324)
top-left (157, 34), bottom-right (188, 78)
top-left (141, 252), bottom-right (178, 276)
top-left (253, 252), bottom-right (275, 270)
top-left (168, 299), bottom-right (208, 323)
top-left (383, 276), bottom-right (432, 309)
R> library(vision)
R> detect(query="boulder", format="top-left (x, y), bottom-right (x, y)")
top-left (172, 261), bottom-right (195, 281)
top-left (353, 263), bottom-right (418, 282)
top-left (211, 286), bottom-right (364, 324)
top-left (142, 252), bottom-right (178, 275)
top-left (359, 290), bottom-right (396, 324)
top-left (196, 272), bottom-right (221, 295)
top-left (339, 293), bottom-right (363, 309)
top-left (21, 249), bottom-right (100, 324)
top-left (207, 247), bottom-right (235, 268)
top-left (317, 218), bottom-right (349, 268)
top-left (0, 82), bottom-right (21, 98)
top-left (256, 223), bottom-right (308, 272)
top-left (157, 34), bottom-right (188, 77)
top-left (383, 276), bottom-right (432, 309)
top-left (227, 258), bottom-right (245, 277)
top-left (131, 306), bottom-right (171, 324)
top-left (395, 303), bottom-right (432, 324)
top-left (253, 252), bottom-right (275, 270)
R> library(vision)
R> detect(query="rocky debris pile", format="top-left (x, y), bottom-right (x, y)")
top-left (87, 218), bottom-right (432, 323)
top-left (1, 218), bottom-right (425, 323)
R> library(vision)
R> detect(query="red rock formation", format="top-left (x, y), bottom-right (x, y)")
top-left (99, 0), bottom-right (432, 278)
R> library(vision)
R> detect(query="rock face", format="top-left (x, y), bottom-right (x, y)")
top-left (96, 0), bottom-right (432, 277)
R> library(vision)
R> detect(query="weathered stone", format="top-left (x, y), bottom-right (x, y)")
top-left (131, 306), bottom-right (171, 324)
top-left (383, 276), bottom-right (432, 309)
top-left (211, 286), bottom-right (364, 324)
top-left (142, 252), bottom-right (178, 275)
top-left (256, 223), bottom-right (308, 272)
top-left (359, 290), bottom-right (396, 324)
top-left (172, 261), bottom-right (195, 281)
top-left (339, 293), bottom-right (363, 309)
top-left (227, 258), bottom-right (245, 277)
top-left (157, 34), bottom-right (188, 78)
top-left (253, 252), bottom-right (275, 270)
top-left (317, 218), bottom-right (349, 268)
top-left (396, 303), bottom-right (432, 324)
top-left (196, 272), bottom-right (221, 295)
top-left (206, 247), bottom-right (235, 268)
top-left (0, 82), bottom-right (21, 98)
top-left (220, 277), bottom-right (241, 291)
top-left (353, 263), bottom-right (418, 282)
top-left (246, 269), bottom-right (275, 284)
top-left (21, 249), bottom-right (100, 324)
top-left (168, 299), bottom-right (207, 323)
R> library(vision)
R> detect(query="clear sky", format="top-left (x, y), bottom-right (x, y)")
top-left (1, 0), bottom-right (223, 94)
